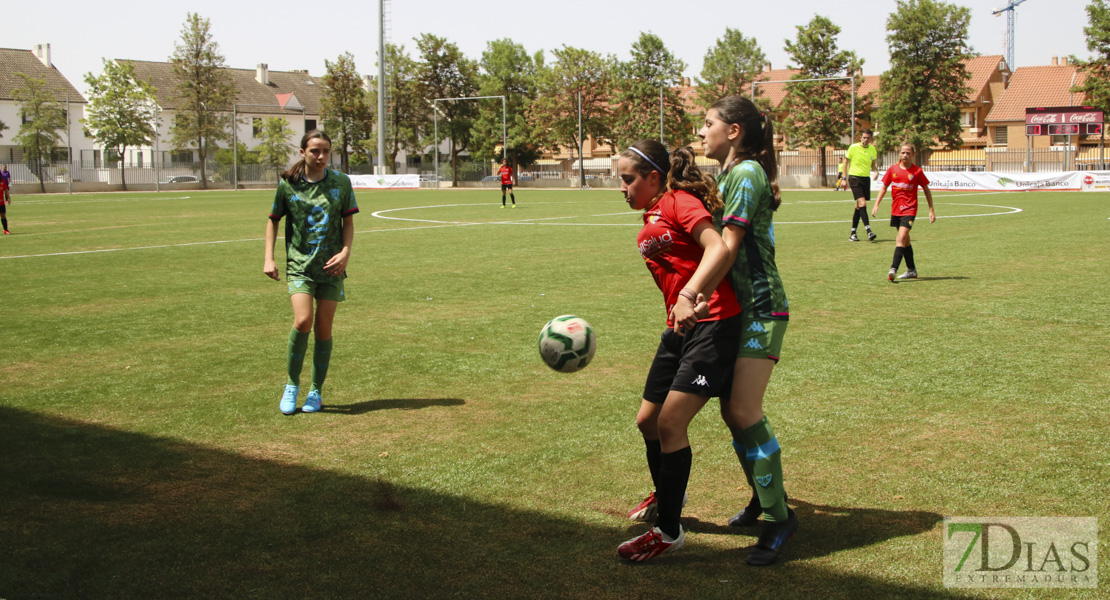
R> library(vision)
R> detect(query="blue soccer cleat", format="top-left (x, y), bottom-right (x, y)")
top-left (302, 389), bottom-right (322, 413)
top-left (279, 385), bottom-right (299, 415)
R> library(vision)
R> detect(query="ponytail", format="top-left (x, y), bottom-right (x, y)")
top-left (282, 129), bottom-right (331, 183)
top-left (709, 96), bottom-right (782, 210)
top-left (622, 140), bottom-right (721, 214)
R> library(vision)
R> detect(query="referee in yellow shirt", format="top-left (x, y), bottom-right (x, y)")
top-left (839, 129), bottom-right (879, 242)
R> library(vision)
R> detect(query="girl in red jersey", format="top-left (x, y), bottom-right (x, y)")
top-left (497, 159), bottom-right (516, 207)
top-left (871, 142), bottom-right (935, 281)
top-left (616, 140), bottom-right (741, 562)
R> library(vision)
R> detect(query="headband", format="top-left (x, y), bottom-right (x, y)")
top-left (628, 146), bottom-right (667, 176)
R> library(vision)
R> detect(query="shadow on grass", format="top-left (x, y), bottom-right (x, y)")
top-left (904, 276), bottom-right (971, 282)
top-left (0, 407), bottom-right (977, 600)
top-left (320, 398), bottom-right (466, 414)
top-left (681, 498), bottom-right (941, 562)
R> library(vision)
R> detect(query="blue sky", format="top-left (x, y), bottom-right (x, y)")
top-left (7, 0), bottom-right (1093, 98)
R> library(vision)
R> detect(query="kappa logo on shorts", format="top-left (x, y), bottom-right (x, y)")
top-left (294, 281), bottom-right (304, 288)
top-left (908, 219), bottom-right (914, 226)
top-left (745, 338), bottom-right (764, 350)
top-left (692, 374), bottom-right (708, 387)
top-left (330, 189), bottom-right (341, 201)
top-left (756, 474), bottom-right (773, 488)
top-left (747, 321), bottom-right (767, 333)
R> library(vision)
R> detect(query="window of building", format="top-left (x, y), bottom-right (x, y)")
top-left (305, 119), bottom-right (317, 132)
top-left (961, 110), bottom-right (975, 128)
top-left (995, 126), bottom-right (1008, 145)
top-left (253, 117), bottom-right (263, 138)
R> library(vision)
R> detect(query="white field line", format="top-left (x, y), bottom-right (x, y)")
top-left (0, 194), bottom-right (1022, 260)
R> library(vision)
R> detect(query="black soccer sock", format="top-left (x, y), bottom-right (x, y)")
top-left (861, 208), bottom-right (871, 228)
top-left (644, 438), bottom-right (662, 492)
top-left (1, 217), bottom-right (6, 230)
top-left (655, 446), bottom-right (692, 539)
top-left (510, 193), bottom-right (515, 204)
top-left (501, 195), bottom-right (506, 206)
top-left (892, 246), bottom-right (905, 270)
top-left (905, 245), bottom-right (915, 270)
top-left (851, 208), bottom-right (860, 231)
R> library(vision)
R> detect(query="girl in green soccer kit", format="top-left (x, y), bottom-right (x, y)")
top-left (263, 130), bottom-right (359, 415)
top-left (699, 95), bottom-right (797, 566)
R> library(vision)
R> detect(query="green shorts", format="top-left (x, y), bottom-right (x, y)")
top-left (737, 315), bottom-right (787, 362)
top-left (287, 278), bottom-right (346, 302)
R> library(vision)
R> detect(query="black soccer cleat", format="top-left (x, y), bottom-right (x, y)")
top-left (746, 508), bottom-right (798, 566)
top-left (867, 231), bottom-right (877, 242)
top-left (729, 492), bottom-right (788, 527)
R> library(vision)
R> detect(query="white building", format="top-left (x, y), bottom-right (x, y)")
top-left (0, 44), bottom-right (94, 182)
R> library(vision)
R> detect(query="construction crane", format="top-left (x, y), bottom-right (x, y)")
top-left (993, 0), bottom-right (1030, 70)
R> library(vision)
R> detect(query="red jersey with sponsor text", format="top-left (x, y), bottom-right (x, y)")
top-left (499, 165), bottom-right (513, 185)
top-left (882, 163), bottom-right (929, 217)
top-left (639, 190), bottom-right (740, 327)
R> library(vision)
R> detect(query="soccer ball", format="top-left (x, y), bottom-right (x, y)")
top-left (538, 315), bottom-right (596, 373)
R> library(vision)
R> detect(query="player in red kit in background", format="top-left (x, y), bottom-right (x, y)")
top-left (872, 142), bottom-right (935, 281)
top-left (498, 159), bottom-right (516, 208)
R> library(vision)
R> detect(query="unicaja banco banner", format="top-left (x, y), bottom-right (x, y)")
top-left (943, 517), bottom-right (1098, 588)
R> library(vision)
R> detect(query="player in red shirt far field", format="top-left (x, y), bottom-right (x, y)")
top-left (497, 159), bottom-right (516, 208)
top-left (872, 142), bottom-right (935, 281)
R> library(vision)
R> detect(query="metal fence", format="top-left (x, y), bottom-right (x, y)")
top-left (6, 146), bottom-right (1109, 191)
top-left (778, 147), bottom-right (1109, 177)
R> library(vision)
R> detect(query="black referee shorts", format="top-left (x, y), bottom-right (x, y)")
top-left (642, 315), bottom-right (741, 404)
top-left (848, 175), bottom-right (871, 200)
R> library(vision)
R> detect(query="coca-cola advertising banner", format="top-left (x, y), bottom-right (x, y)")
top-left (1025, 106), bottom-right (1103, 125)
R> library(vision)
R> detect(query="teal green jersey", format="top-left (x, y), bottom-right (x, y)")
top-left (714, 160), bottom-right (789, 320)
top-left (269, 169), bottom-right (359, 283)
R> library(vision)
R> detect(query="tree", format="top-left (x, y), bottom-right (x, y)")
top-left (875, 0), bottom-right (971, 161)
top-left (695, 28), bottom-right (768, 110)
top-left (779, 16), bottom-right (866, 185)
top-left (1071, 0), bottom-right (1110, 113)
top-left (415, 34), bottom-right (479, 186)
top-left (529, 46), bottom-right (615, 185)
top-left (11, 73), bottom-right (67, 193)
top-left (321, 52), bottom-right (374, 173)
top-left (169, 12), bottom-right (238, 189)
top-left (82, 60), bottom-right (158, 191)
top-left (472, 39), bottom-right (542, 174)
top-left (256, 117), bottom-right (295, 180)
top-left (214, 140), bottom-right (258, 183)
top-left (378, 43), bottom-right (426, 173)
top-left (611, 33), bottom-right (690, 151)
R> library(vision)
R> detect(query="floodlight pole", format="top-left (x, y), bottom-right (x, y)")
top-left (752, 75), bottom-right (857, 144)
top-left (377, 0), bottom-right (386, 175)
top-left (432, 95), bottom-right (506, 186)
top-left (578, 91), bottom-right (584, 188)
top-left (660, 88), bottom-right (664, 144)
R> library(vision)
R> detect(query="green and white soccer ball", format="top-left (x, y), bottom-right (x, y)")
top-left (538, 315), bottom-right (597, 373)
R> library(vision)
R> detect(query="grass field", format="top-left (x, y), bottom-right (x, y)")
top-left (1, 186), bottom-right (1107, 599)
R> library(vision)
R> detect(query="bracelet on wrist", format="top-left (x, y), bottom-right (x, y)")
top-left (678, 288), bottom-right (698, 303)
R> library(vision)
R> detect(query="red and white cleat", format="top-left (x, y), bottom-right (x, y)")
top-left (618, 526), bottom-right (684, 562)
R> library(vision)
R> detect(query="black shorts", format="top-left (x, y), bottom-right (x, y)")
top-left (890, 215), bottom-right (915, 230)
top-left (642, 315), bottom-right (741, 404)
top-left (501, 183), bottom-right (513, 191)
top-left (848, 175), bottom-right (871, 200)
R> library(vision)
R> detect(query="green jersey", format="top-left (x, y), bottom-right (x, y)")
top-left (844, 143), bottom-right (878, 177)
top-left (715, 160), bottom-right (789, 321)
top-left (269, 169), bottom-right (359, 283)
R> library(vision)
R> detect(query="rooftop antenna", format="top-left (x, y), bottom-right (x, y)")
top-left (993, 0), bottom-right (1030, 70)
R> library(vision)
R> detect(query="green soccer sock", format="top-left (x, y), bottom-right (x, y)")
top-left (287, 328), bottom-right (310, 386)
top-left (310, 337), bottom-right (333, 392)
top-left (739, 416), bottom-right (788, 523)
top-left (732, 439), bottom-right (757, 492)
